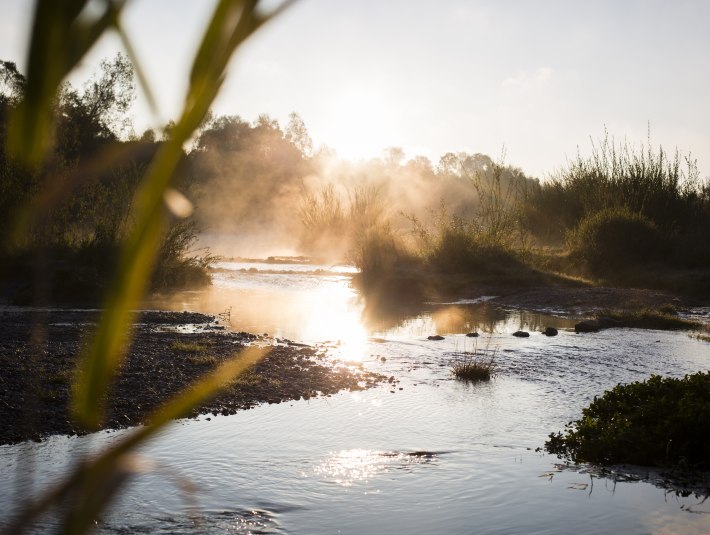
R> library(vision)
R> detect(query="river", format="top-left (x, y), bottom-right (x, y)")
top-left (2, 259), bottom-right (709, 534)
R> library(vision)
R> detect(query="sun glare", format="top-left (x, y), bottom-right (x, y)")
top-left (326, 89), bottom-right (395, 160)
top-left (301, 281), bottom-right (368, 361)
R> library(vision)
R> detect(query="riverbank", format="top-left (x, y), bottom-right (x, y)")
top-left (0, 309), bottom-right (384, 445)
top-left (488, 285), bottom-right (699, 314)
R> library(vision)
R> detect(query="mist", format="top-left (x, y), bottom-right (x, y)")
top-left (187, 112), bottom-right (534, 262)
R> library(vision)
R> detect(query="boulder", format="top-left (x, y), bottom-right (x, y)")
top-left (465, 332), bottom-right (479, 338)
top-left (427, 335), bottom-right (445, 341)
top-left (543, 327), bottom-right (558, 336)
top-left (513, 330), bottom-right (530, 338)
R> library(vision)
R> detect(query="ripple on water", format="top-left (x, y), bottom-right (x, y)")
top-left (3, 270), bottom-right (710, 535)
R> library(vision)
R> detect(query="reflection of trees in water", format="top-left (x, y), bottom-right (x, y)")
top-left (551, 462), bottom-right (710, 504)
top-left (359, 297), bottom-right (576, 336)
top-left (359, 293), bottom-right (424, 333)
top-left (430, 304), bottom-right (507, 334)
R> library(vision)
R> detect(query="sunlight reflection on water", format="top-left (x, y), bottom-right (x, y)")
top-left (4, 261), bottom-right (710, 534)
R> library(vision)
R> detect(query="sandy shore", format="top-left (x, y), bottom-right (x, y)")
top-left (0, 310), bottom-right (384, 445)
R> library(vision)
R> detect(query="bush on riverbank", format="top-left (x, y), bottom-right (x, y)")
top-left (545, 372), bottom-right (710, 470)
top-left (0, 56), bottom-right (212, 304)
top-left (594, 307), bottom-right (703, 331)
top-left (526, 133), bottom-right (710, 274)
top-left (566, 207), bottom-right (667, 274)
top-left (338, 133), bottom-right (710, 298)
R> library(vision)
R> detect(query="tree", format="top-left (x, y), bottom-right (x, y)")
top-left (194, 114), bottom-right (251, 152)
top-left (285, 111), bottom-right (313, 157)
top-left (82, 53), bottom-right (135, 136)
top-left (384, 146), bottom-right (405, 167)
top-left (0, 61), bottom-right (26, 105)
top-left (55, 53), bottom-right (136, 162)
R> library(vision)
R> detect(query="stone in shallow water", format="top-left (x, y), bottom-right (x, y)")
top-left (513, 330), bottom-right (530, 338)
top-left (544, 327), bottom-right (559, 336)
top-left (427, 335), bottom-right (445, 341)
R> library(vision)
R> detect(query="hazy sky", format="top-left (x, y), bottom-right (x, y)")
top-left (2, 0), bottom-right (709, 179)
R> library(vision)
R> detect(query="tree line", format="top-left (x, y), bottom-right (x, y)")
top-left (3, 53), bottom-right (708, 304)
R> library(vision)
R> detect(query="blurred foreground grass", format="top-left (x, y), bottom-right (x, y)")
top-left (6, 1), bottom-right (291, 532)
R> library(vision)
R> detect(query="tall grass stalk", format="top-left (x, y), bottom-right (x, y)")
top-left (451, 339), bottom-right (497, 382)
top-left (7, 1), bottom-right (293, 532)
top-left (530, 129), bottom-right (702, 238)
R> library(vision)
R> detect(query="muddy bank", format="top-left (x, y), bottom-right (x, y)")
top-left (0, 309), bottom-right (384, 445)
top-left (489, 286), bottom-right (697, 315)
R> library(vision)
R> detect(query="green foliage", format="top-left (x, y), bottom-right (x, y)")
top-left (566, 207), bottom-right (667, 274)
top-left (152, 219), bottom-right (214, 290)
top-left (546, 372), bottom-right (710, 469)
top-left (409, 207), bottom-right (524, 276)
top-left (189, 112), bottom-right (310, 240)
top-left (526, 131), bottom-right (707, 247)
top-left (5, 1), bottom-right (291, 533)
top-left (1, 54), bottom-right (209, 298)
top-left (351, 222), bottom-right (415, 280)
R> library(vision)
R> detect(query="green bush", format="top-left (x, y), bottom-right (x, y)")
top-left (527, 133), bottom-right (704, 243)
top-left (408, 210), bottom-right (523, 275)
top-left (350, 223), bottom-right (416, 279)
top-left (567, 207), bottom-right (667, 273)
top-left (546, 372), bottom-right (710, 469)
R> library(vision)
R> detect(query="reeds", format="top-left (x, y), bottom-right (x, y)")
top-left (528, 129), bottom-right (706, 242)
top-left (6, 1), bottom-right (291, 533)
top-left (451, 341), bottom-right (497, 382)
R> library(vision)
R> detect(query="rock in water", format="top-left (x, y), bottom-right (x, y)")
top-left (465, 332), bottom-right (479, 337)
top-left (513, 330), bottom-right (530, 338)
top-left (427, 335), bottom-right (445, 341)
top-left (543, 327), bottom-right (558, 336)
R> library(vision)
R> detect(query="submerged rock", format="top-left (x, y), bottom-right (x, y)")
top-left (465, 332), bottom-right (479, 337)
top-left (543, 327), bottom-right (559, 336)
top-left (427, 335), bottom-right (445, 341)
top-left (513, 330), bottom-right (530, 338)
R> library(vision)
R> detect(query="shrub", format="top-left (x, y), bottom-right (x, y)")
top-left (595, 308), bottom-right (701, 331)
top-left (409, 209), bottom-right (523, 276)
top-left (528, 132), bottom-right (703, 243)
top-left (566, 207), bottom-right (667, 274)
top-left (546, 372), bottom-right (710, 469)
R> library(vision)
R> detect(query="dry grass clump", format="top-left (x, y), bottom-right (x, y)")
top-left (451, 343), bottom-right (497, 382)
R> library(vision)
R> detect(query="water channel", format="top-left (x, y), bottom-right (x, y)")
top-left (2, 260), bottom-right (709, 533)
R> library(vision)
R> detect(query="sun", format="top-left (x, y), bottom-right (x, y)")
top-left (325, 88), bottom-right (396, 160)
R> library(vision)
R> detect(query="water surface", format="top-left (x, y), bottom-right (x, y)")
top-left (2, 260), bottom-right (709, 534)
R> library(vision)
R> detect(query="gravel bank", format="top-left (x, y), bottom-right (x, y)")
top-left (0, 309), bottom-right (384, 445)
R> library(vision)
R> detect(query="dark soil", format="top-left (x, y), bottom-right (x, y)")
top-left (0, 309), bottom-right (385, 445)
top-left (489, 286), bottom-right (695, 315)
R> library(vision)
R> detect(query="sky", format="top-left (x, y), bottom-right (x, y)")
top-left (1, 0), bottom-right (709, 179)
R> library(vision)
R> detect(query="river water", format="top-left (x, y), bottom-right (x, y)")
top-left (2, 260), bottom-right (710, 534)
